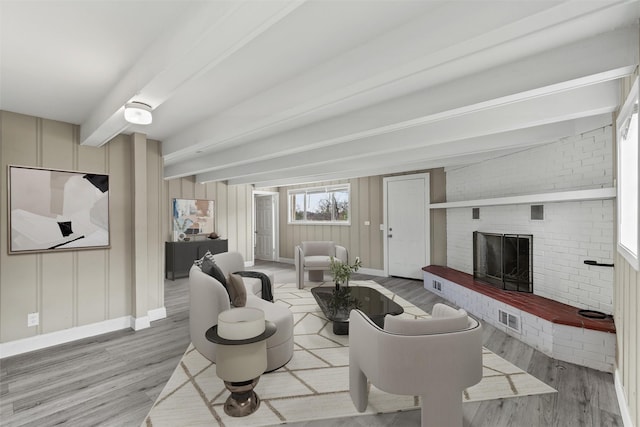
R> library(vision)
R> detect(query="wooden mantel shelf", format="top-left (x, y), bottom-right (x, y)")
top-left (429, 187), bottom-right (615, 209)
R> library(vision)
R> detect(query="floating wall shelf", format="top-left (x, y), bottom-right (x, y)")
top-left (429, 187), bottom-right (616, 209)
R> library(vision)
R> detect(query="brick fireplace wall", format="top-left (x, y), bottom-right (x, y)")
top-left (445, 126), bottom-right (615, 314)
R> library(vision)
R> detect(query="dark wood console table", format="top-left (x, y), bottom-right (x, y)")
top-left (165, 239), bottom-right (228, 280)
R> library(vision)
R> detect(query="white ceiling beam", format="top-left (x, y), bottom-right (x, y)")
top-left (163, 26), bottom-right (637, 179)
top-left (184, 79), bottom-right (619, 183)
top-left (207, 114), bottom-right (612, 186)
top-left (223, 123), bottom-right (575, 186)
top-left (162, 1), bottom-right (637, 162)
top-left (80, 0), bottom-right (306, 147)
top-left (228, 114), bottom-right (613, 187)
top-left (228, 151), bottom-right (525, 188)
top-left (165, 59), bottom-right (633, 179)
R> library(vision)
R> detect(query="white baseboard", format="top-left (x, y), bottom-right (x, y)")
top-left (148, 307), bottom-right (167, 322)
top-left (278, 257), bottom-right (294, 264)
top-left (615, 368), bottom-right (634, 427)
top-left (0, 306), bottom-right (168, 359)
top-left (0, 316), bottom-right (132, 359)
top-left (131, 316), bottom-right (151, 331)
top-left (358, 267), bottom-right (386, 277)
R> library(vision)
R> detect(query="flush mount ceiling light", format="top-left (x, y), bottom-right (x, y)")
top-left (124, 102), bottom-right (153, 125)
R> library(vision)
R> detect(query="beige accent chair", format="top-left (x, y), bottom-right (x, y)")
top-left (349, 303), bottom-right (483, 427)
top-left (294, 241), bottom-right (347, 289)
top-left (189, 251), bottom-right (294, 372)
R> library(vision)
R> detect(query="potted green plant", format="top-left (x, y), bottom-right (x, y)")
top-left (329, 256), bottom-right (362, 290)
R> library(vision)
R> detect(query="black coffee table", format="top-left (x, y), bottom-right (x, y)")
top-left (310, 285), bottom-right (404, 335)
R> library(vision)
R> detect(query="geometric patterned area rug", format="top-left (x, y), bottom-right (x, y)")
top-left (143, 280), bottom-right (556, 427)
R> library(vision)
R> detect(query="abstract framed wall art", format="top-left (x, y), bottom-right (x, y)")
top-left (8, 165), bottom-right (110, 254)
top-left (172, 198), bottom-right (215, 241)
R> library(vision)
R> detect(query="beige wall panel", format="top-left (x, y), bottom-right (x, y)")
top-left (204, 182), bottom-right (216, 203)
top-left (146, 140), bottom-right (163, 310)
top-left (194, 181), bottom-right (206, 200)
top-left (621, 259), bottom-right (630, 409)
top-left (0, 254), bottom-right (38, 341)
top-left (217, 182), bottom-right (228, 240)
top-left (430, 168), bottom-right (446, 203)
top-left (78, 141), bottom-right (107, 174)
top-left (279, 190), bottom-right (290, 258)
top-left (1, 112), bottom-right (40, 342)
top-left (41, 252), bottom-right (74, 333)
top-left (369, 176), bottom-right (383, 269)
top-left (430, 209), bottom-right (447, 266)
top-left (623, 258), bottom-right (631, 397)
top-left (238, 185), bottom-right (251, 260)
top-left (430, 168), bottom-right (447, 265)
top-left (613, 72), bottom-right (639, 427)
top-left (616, 252), bottom-right (639, 425)
top-left (77, 250), bottom-right (108, 325)
top-left (629, 261), bottom-right (638, 424)
top-left (234, 186), bottom-right (246, 258)
top-left (106, 136), bottom-right (132, 319)
top-left (1, 112), bottom-right (38, 163)
top-left (347, 179), bottom-right (359, 261)
top-left (181, 176), bottom-right (196, 198)
top-left (357, 177), bottom-right (370, 265)
top-left (227, 186), bottom-right (238, 253)
top-left (41, 120), bottom-right (74, 169)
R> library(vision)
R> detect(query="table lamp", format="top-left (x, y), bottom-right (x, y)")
top-left (206, 307), bottom-right (276, 417)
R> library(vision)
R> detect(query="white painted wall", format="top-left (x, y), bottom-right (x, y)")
top-left (445, 126), bottom-right (615, 314)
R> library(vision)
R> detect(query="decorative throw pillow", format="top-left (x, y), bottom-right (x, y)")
top-left (200, 257), bottom-right (227, 289)
top-left (193, 250), bottom-right (216, 268)
top-left (227, 273), bottom-right (247, 307)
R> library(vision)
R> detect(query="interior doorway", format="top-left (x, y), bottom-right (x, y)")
top-left (383, 173), bottom-right (430, 279)
top-left (253, 191), bottom-right (279, 261)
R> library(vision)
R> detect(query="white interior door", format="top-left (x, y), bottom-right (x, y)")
top-left (255, 194), bottom-right (275, 261)
top-left (384, 174), bottom-right (430, 279)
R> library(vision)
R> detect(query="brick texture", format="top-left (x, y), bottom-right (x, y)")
top-left (445, 126), bottom-right (615, 314)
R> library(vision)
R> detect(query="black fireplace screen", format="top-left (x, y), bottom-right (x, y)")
top-left (473, 232), bottom-right (533, 292)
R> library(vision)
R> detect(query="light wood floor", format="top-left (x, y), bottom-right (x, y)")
top-left (1, 261), bottom-right (623, 426)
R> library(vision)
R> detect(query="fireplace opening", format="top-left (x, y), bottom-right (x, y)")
top-left (473, 232), bottom-right (533, 292)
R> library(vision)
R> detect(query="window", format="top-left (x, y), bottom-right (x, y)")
top-left (617, 77), bottom-right (639, 271)
top-left (288, 184), bottom-right (350, 224)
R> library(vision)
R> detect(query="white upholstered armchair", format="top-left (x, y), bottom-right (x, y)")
top-left (349, 304), bottom-right (483, 427)
top-left (189, 251), bottom-right (294, 372)
top-left (294, 241), bottom-right (347, 289)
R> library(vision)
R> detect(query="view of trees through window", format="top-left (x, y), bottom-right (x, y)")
top-left (289, 185), bottom-right (349, 223)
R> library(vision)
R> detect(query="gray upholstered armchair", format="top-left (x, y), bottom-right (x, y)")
top-left (349, 304), bottom-right (483, 427)
top-left (294, 241), bottom-right (347, 289)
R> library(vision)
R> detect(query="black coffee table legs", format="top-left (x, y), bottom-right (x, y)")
top-left (333, 321), bottom-right (349, 335)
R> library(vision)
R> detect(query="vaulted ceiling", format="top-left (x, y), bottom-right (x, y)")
top-left (1, 0), bottom-right (638, 188)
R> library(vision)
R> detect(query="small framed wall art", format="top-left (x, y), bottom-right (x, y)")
top-left (172, 198), bottom-right (215, 241)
